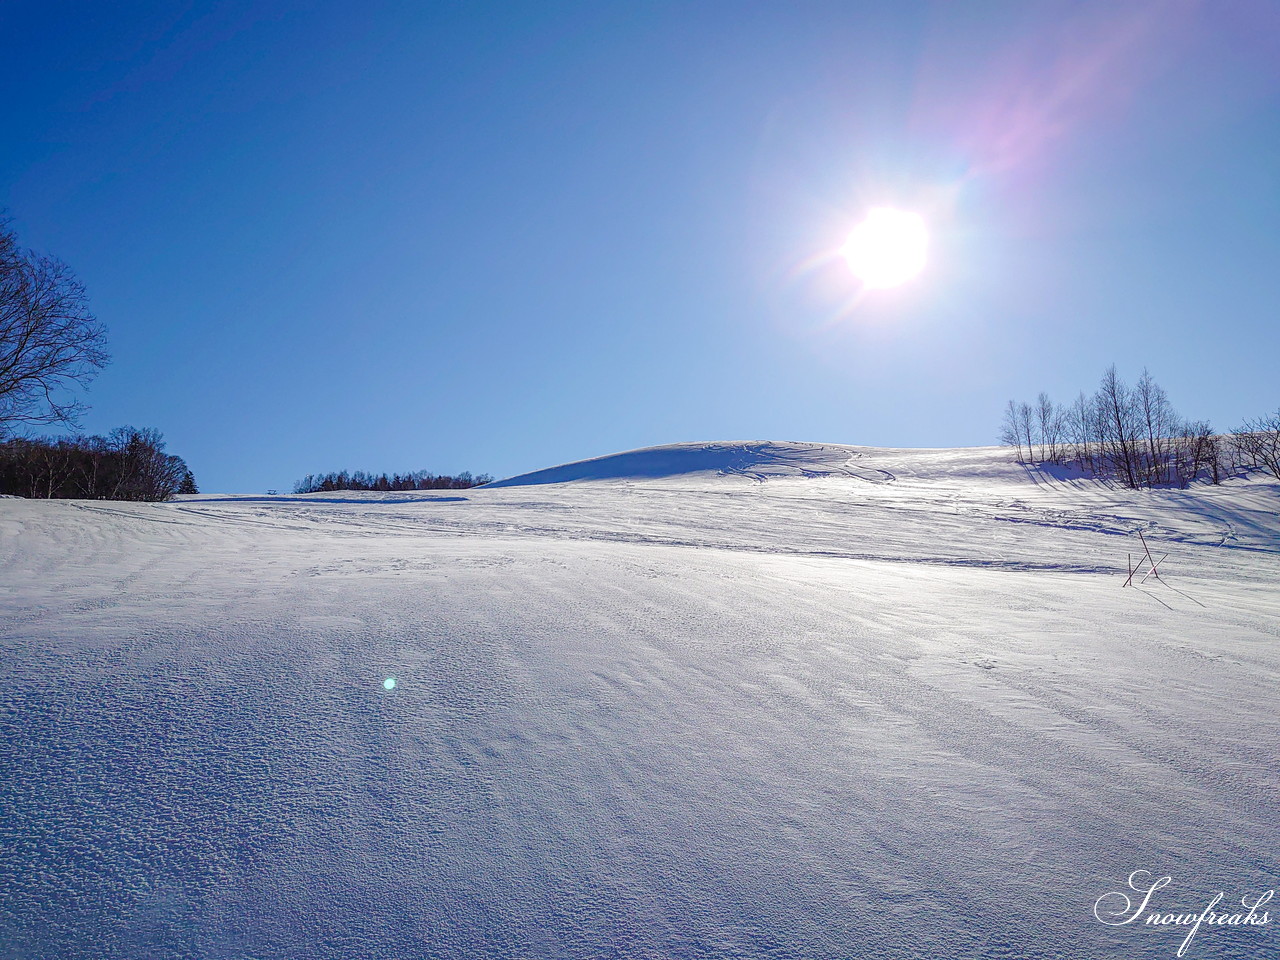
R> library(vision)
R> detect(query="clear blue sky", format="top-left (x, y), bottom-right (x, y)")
top-left (3, 1), bottom-right (1278, 492)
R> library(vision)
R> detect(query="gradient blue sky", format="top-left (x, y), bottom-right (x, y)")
top-left (3, 1), bottom-right (1278, 492)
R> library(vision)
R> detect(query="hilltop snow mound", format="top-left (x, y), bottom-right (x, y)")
top-left (486, 440), bottom-right (901, 486)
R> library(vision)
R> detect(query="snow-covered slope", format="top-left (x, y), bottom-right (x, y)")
top-left (484, 440), bottom-right (897, 485)
top-left (3, 442), bottom-right (1278, 959)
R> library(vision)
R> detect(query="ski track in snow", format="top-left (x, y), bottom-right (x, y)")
top-left (2, 442), bottom-right (1278, 959)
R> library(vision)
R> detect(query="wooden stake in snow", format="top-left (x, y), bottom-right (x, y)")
top-left (1123, 532), bottom-right (1168, 588)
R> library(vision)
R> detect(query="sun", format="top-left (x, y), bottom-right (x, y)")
top-left (842, 207), bottom-right (928, 289)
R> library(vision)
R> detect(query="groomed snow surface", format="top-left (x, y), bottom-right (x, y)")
top-left (2, 441), bottom-right (1278, 959)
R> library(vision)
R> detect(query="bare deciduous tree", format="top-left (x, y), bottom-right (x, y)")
top-left (1035, 391), bottom-right (1068, 464)
top-left (1175, 420), bottom-right (1219, 486)
top-left (0, 218), bottom-right (109, 434)
top-left (1098, 364), bottom-right (1142, 488)
top-left (1018, 401), bottom-right (1035, 465)
top-left (1234, 409), bottom-right (1280, 479)
top-left (1000, 400), bottom-right (1025, 463)
top-left (1066, 391), bottom-right (1096, 474)
top-left (1136, 368), bottom-right (1175, 485)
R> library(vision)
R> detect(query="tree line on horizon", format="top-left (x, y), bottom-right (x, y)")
top-left (293, 469), bottom-right (494, 494)
top-left (1000, 364), bottom-right (1280, 488)
top-left (0, 428), bottom-right (197, 501)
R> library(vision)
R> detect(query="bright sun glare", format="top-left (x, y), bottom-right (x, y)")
top-left (842, 208), bottom-right (928, 289)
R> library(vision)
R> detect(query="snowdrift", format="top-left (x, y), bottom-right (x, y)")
top-left (485, 440), bottom-right (899, 486)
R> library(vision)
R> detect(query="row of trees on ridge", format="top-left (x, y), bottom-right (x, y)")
top-left (0, 428), bottom-right (197, 500)
top-left (1000, 365), bottom-right (1280, 487)
top-left (293, 469), bottom-right (493, 493)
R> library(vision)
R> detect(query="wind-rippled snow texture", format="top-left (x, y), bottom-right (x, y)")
top-left (2, 443), bottom-right (1278, 959)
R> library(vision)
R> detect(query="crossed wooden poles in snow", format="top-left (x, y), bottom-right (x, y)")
top-left (1124, 531), bottom-right (1168, 588)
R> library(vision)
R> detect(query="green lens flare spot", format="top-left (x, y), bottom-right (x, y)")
top-left (383, 677), bottom-right (397, 691)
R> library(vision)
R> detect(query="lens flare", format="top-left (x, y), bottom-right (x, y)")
top-left (383, 677), bottom-right (397, 691)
